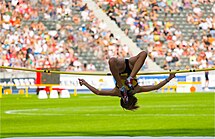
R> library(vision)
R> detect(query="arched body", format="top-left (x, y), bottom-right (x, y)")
top-left (78, 51), bottom-right (175, 110)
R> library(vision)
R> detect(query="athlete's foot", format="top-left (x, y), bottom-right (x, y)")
top-left (119, 86), bottom-right (128, 104)
top-left (126, 76), bottom-right (134, 90)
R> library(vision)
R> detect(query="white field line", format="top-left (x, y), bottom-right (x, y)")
top-left (5, 109), bottom-right (64, 116)
top-left (5, 108), bottom-right (214, 117)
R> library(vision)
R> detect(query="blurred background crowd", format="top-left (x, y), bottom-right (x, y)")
top-left (96, 0), bottom-right (215, 70)
top-left (0, 0), bottom-right (130, 72)
top-left (0, 0), bottom-right (215, 72)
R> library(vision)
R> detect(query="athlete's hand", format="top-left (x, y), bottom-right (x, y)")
top-left (168, 73), bottom-right (176, 80)
top-left (78, 78), bottom-right (87, 86)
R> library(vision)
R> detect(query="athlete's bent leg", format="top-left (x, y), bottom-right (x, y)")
top-left (109, 57), bottom-right (128, 103)
top-left (126, 51), bottom-right (147, 89)
top-left (130, 51), bottom-right (147, 77)
top-left (108, 57), bottom-right (123, 88)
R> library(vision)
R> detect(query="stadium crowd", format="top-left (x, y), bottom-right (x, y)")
top-left (96, 0), bottom-right (215, 70)
top-left (0, 0), bottom-right (215, 72)
top-left (0, 0), bottom-right (129, 72)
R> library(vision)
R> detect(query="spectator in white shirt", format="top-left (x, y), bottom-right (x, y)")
top-left (199, 20), bottom-right (209, 30)
top-left (86, 63), bottom-right (96, 71)
top-left (212, 4), bottom-right (215, 14)
top-left (193, 5), bottom-right (202, 17)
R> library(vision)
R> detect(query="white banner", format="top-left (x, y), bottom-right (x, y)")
top-left (60, 75), bottom-right (115, 90)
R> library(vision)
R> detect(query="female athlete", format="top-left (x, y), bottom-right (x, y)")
top-left (78, 51), bottom-right (176, 110)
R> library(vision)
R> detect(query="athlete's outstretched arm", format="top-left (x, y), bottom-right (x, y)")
top-left (78, 78), bottom-right (118, 96)
top-left (137, 73), bottom-right (176, 92)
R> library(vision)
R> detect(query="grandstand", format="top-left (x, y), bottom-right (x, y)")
top-left (96, 0), bottom-right (215, 70)
top-left (1, 0), bottom-right (128, 72)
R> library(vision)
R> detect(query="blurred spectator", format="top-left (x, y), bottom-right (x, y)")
top-left (161, 60), bottom-right (169, 70)
top-left (193, 4), bottom-right (203, 17)
top-left (187, 13), bottom-right (195, 24)
top-left (165, 52), bottom-right (173, 65)
top-left (212, 4), bottom-right (215, 14)
top-left (86, 63), bottom-right (96, 71)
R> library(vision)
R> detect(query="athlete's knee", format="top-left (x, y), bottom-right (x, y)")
top-left (108, 57), bottom-right (117, 65)
top-left (139, 51), bottom-right (147, 58)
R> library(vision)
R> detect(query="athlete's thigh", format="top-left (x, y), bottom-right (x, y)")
top-left (128, 54), bottom-right (139, 66)
top-left (116, 58), bottom-right (126, 72)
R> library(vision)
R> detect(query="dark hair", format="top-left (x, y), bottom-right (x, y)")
top-left (120, 95), bottom-right (139, 111)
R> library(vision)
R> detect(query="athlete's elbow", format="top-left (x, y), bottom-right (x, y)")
top-left (94, 90), bottom-right (101, 95)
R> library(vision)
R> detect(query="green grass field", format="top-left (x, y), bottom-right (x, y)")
top-left (0, 93), bottom-right (214, 138)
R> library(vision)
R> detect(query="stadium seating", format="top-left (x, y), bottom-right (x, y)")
top-left (96, 0), bottom-right (215, 70)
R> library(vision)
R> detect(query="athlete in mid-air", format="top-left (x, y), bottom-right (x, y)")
top-left (78, 51), bottom-right (176, 110)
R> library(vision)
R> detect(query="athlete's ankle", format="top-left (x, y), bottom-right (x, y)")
top-left (126, 76), bottom-right (134, 90)
top-left (127, 76), bottom-right (134, 82)
top-left (127, 76), bottom-right (133, 80)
